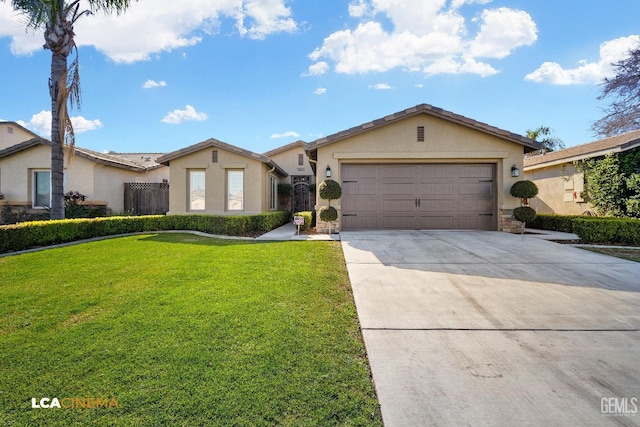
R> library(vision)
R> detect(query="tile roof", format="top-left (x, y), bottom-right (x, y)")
top-left (0, 137), bottom-right (165, 172)
top-left (306, 103), bottom-right (541, 152)
top-left (0, 121), bottom-right (40, 138)
top-left (262, 140), bottom-right (309, 157)
top-left (524, 129), bottom-right (640, 169)
top-left (157, 138), bottom-right (288, 177)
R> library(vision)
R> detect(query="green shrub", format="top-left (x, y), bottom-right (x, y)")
top-left (318, 206), bottom-right (338, 222)
top-left (510, 180), bottom-right (538, 201)
top-left (277, 183), bottom-right (292, 195)
top-left (528, 214), bottom-right (609, 233)
top-left (293, 211), bottom-right (313, 231)
top-left (513, 206), bottom-right (537, 224)
top-left (573, 218), bottom-right (640, 245)
top-left (0, 212), bottom-right (289, 254)
top-left (318, 180), bottom-right (342, 201)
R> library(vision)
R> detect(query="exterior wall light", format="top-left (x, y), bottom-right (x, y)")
top-left (326, 165), bottom-right (331, 178)
top-left (511, 164), bottom-right (520, 177)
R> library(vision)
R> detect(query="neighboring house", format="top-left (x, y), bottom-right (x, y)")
top-left (524, 130), bottom-right (640, 215)
top-left (0, 121), bottom-right (39, 150)
top-left (306, 103), bottom-right (540, 232)
top-left (0, 137), bottom-right (169, 217)
top-left (157, 138), bottom-right (288, 215)
top-left (263, 140), bottom-right (315, 212)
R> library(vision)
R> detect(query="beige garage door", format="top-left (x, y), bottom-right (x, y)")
top-left (341, 164), bottom-right (495, 230)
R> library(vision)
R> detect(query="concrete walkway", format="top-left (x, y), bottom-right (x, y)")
top-left (255, 222), bottom-right (340, 241)
top-left (341, 230), bottom-right (640, 427)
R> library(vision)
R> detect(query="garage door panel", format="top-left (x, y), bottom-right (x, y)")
top-left (458, 182), bottom-right (493, 196)
top-left (383, 215), bottom-right (417, 229)
top-left (420, 183), bottom-right (453, 195)
top-left (420, 165), bottom-right (457, 178)
top-left (419, 200), bottom-right (455, 212)
top-left (343, 198), bottom-right (377, 213)
top-left (459, 199), bottom-right (493, 213)
top-left (382, 182), bottom-right (416, 196)
top-left (381, 165), bottom-right (418, 179)
top-left (418, 216), bottom-right (455, 229)
top-left (341, 164), bottom-right (495, 230)
top-left (382, 199), bottom-right (417, 213)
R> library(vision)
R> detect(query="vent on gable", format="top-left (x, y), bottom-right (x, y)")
top-left (298, 153), bottom-right (304, 166)
top-left (212, 150), bottom-right (218, 163)
top-left (7, 126), bottom-right (13, 134)
top-left (417, 126), bottom-right (425, 142)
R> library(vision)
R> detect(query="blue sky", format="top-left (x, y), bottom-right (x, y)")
top-left (1, 0), bottom-right (639, 155)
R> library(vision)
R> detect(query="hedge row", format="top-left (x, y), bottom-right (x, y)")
top-left (527, 214), bottom-right (607, 233)
top-left (573, 218), bottom-right (640, 246)
top-left (0, 212), bottom-right (289, 254)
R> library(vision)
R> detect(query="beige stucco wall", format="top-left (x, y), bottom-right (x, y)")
top-left (166, 146), bottom-right (276, 215)
top-left (313, 114), bottom-right (526, 230)
top-left (268, 145), bottom-right (315, 180)
top-left (0, 144), bottom-right (51, 206)
top-left (0, 124), bottom-right (35, 150)
top-left (0, 145), bottom-right (169, 213)
top-left (524, 163), bottom-right (591, 215)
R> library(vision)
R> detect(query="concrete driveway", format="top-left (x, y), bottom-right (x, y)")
top-left (341, 231), bottom-right (640, 427)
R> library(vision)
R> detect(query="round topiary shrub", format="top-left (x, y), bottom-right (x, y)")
top-left (513, 206), bottom-right (537, 224)
top-left (510, 180), bottom-right (539, 199)
top-left (318, 179), bottom-right (342, 201)
top-left (318, 206), bottom-right (338, 222)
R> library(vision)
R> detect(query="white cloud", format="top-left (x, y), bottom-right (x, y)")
top-left (17, 110), bottom-right (102, 137)
top-left (161, 105), bottom-right (208, 124)
top-left (525, 35), bottom-right (640, 85)
top-left (142, 80), bottom-right (167, 89)
top-left (304, 61), bottom-right (329, 76)
top-left (1, 0), bottom-right (298, 63)
top-left (369, 83), bottom-right (393, 90)
top-left (270, 131), bottom-right (300, 139)
top-left (308, 0), bottom-right (537, 76)
top-left (415, 83), bottom-right (424, 88)
top-left (314, 87), bottom-right (327, 95)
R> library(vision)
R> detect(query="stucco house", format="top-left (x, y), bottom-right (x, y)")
top-left (306, 104), bottom-right (540, 232)
top-left (0, 137), bottom-right (168, 218)
top-left (0, 121), bottom-right (39, 150)
top-left (157, 138), bottom-right (288, 215)
top-left (263, 140), bottom-right (315, 213)
top-left (524, 130), bottom-right (640, 215)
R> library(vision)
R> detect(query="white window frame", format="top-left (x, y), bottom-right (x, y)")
top-left (227, 170), bottom-right (244, 211)
top-left (189, 169), bottom-right (206, 211)
top-left (32, 169), bottom-right (51, 209)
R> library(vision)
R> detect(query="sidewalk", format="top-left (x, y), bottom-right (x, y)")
top-left (255, 222), bottom-right (340, 241)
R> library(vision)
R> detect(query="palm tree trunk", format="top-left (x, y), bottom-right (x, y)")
top-left (49, 49), bottom-right (67, 220)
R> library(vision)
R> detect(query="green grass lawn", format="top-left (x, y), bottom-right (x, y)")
top-left (0, 234), bottom-right (382, 426)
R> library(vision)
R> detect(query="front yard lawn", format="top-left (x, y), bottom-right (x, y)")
top-left (0, 234), bottom-right (382, 426)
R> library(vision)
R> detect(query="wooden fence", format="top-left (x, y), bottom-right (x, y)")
top-left (124, 182), bottom-right (169, 215)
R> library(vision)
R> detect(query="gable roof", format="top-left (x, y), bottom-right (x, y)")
top-left (157, 138), bottom-right (288, 176)
top-left (262, 140), bottom-right (309, 157)
top-left (0, 121), bottom-right (40, 139)
top-left (0, 137), bottom-right (165, 172)
top-left (306, 103), bottom-right (541, 156)
top-left (524, 129), bottom-right (640, 170)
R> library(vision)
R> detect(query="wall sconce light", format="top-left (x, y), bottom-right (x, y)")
top-left (511, 164), bottom-right (520, 177)
top-left (326, 165), bottom-right (331, 178)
